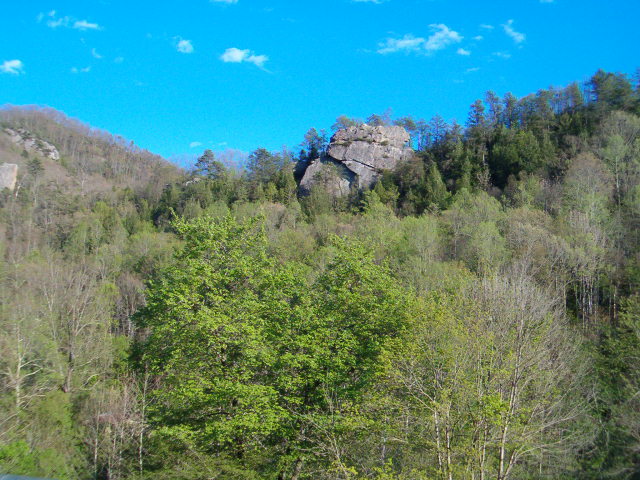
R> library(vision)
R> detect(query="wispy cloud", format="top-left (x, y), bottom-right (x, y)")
top-left (493, 51), bottom-right (512, 59)
top-left (71, 66), bottom-right (91, 73)
top-left (377, 34), bottom-right (425, 54)
top-left (502, 19), bottom-right (525, 44)
top-left (210, 0), bottom-right (238, 3)
top-left (353, 0), bottom-right (385, 3)
top-left (46, 16), bottom-right (70, 28)
top-left (457, 48), bottom-right (471, 56)
top-left (189, 141), bottom-right (203, 148)
top-left (0, 59), bottom-right (25, 75)
top-left (74, 20), bottom-right (101, 31)
top-left (466, 67), bottom-right (480, 73)
top-left (480, 24), bottom-right (494, 30)
top-left (41, 11), bottom-right (102, 31)
top-left (91, 48), bottom-right (103, 59)
top-left (220, 47), bottom-right (268, 68)
top-left (377, 24), bottom-right (462, 55)
top-left (473, 35), bottom-right (484, 41)
top-left (176, 38), bottom-right (194, 54)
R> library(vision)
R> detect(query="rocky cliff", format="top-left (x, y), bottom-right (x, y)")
top-left (4, 127), bottom-right (60, 161)
top-left (299, 124), bottom-right (413, 195)
top-left (0, 163), bottom-right (18, 191)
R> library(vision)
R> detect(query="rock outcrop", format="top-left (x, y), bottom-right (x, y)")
top-left (0, 163), bottom-right (18, 191)
top-left (299, 124), bottom-right (413, 195)
top-left (4, 128), bottom-right (60, 161)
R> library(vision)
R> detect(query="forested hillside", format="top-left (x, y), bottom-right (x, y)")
top-left (1, 68), bottom-right (640, 479)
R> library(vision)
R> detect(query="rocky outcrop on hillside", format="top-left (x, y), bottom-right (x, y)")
top-left (299, 124), bottom-right (413, 196)
top-left (4, 127), bottom-right (60, 161)
top-left (0, 163), bottom-right (18, 191)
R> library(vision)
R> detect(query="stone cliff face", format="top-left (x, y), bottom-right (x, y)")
top-left (299, 124), bottom-right (413, 196)
top-left (4, 127), bottom-right (60, 161)
top-left (0, 163), bottom-right (18, 191)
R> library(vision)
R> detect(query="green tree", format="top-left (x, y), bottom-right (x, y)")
top-left (135, 215), bottom-right (414, 478)
top-left (194, 149), bottom-right (228, 180)
top-left (424, 163), bottom-right (450, 210)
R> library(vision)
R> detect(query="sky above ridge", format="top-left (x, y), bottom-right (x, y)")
top-left (0, 0), bottom-right (638, 164)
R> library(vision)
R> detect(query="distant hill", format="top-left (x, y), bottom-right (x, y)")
top-left (0, 106), bottom-right (181, 201)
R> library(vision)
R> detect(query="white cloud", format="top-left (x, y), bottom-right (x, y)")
top-left (473, 35), bottom-right (484, 41)
top-left (70, 66), bottom-right (91, 73)
top-left (457, 48), bottom-right (471, 56)
top-left (91, 48), bottom-right (103, 59)
top-left (176, 39), bottom-right (194, 54)
top-left (377, 34), bottom-right (425, 54)
top-left (189, 142), bottom-right (203, 148)
top-left (503, 19), bottom-right (525, 44)
top-left (493, 51), bottom-right (512, 59)
top-left (377, 24), bottom-right (462, 56)
top-left (466, 67), bottom-right (480, 73)
top-left (43, 12), bottom-right (101, 31)
top-left (37, 10), bottom-right (56, 21)
top-left (480, 24), bottom-right (494, 30)
top-left (424, 24), bottom-right (463, 52)
top-left (220, 47), bottom-right (268, 68)
top-left (47, 16), bottom-right (71, 28)
top-left (0, 59), bottom-right (25, 75)
top-left (73, 20), bottom-right (101, 31)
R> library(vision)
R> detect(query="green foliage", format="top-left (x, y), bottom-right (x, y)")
top-left (2, 69), bottom-right (640, 479)
top-left (135, 215), bottom-right (415, 477)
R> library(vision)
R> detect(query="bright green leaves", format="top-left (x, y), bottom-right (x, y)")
top-left (135, 215), bottom-right (414, 474)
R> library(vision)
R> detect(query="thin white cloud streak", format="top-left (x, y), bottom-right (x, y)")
top-left (377, 34), bottom-right (425, 54)
top-left (189, 142), bottom-right (203, 148)
top-left (70, 66), bottom-right (91, 73)
top-left (220, 47), bottom-right (268, 68)
top-left (0, 59), bottom-right (25, 75)
top-left (91, 48), bottom-right (103, 59)
top-left (42, 12), bottom-right (102, 31)
top-left (73, 20), bottom-right (101, 31)
top-left (457, 48), bottom-right (471, 56)
top-left (503, 19), bottom-right (525, 43)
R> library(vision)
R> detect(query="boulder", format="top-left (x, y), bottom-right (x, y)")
top-left (298, 157), bottom-right (355, 197)
top-left (299, 124), bottom-right (413, 195)
top-left (0, 163), bottom-right (18, 191)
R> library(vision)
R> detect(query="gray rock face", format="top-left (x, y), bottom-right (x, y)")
top-left (4, 128), bottom-right (60, 161)
top-left (299, 157), bottom-right (355, 197)
top-left (0, 163), bottom-right (18, 191)
top-left (300, 124), bottom-right (413, 196)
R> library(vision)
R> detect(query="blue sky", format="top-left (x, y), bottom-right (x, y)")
top-left (0, 0), bottom-right (638, 164)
